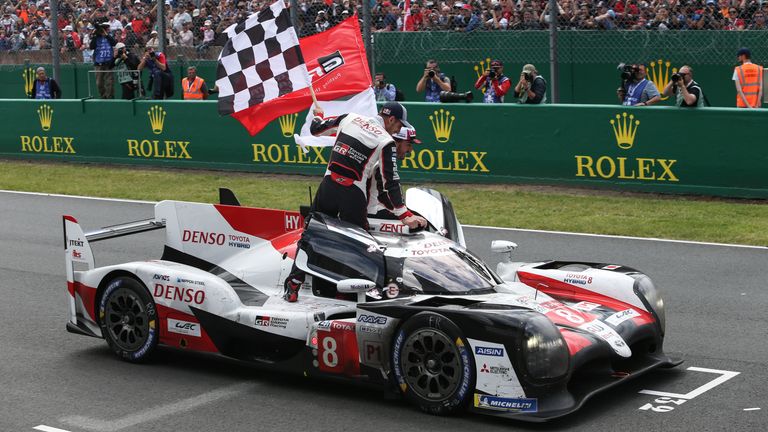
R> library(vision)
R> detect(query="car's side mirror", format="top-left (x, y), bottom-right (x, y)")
top-left (337, 279), bottom-right (377, 302)
top-left (491, 240), bottom-right (518, 263)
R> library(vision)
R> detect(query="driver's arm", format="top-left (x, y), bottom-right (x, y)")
top-left (310, 113), bottom-right (347, 136)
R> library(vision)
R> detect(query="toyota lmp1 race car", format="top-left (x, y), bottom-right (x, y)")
top-left (63, 187), bottom-right (679, 422)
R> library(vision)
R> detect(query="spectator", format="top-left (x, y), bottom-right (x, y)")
top-left (617, 64), bottom-right (660, 106)
top-left (61, 25), bottom-right (81, 54)
top-left (514, 64), bottom-right (547, 104)
top-left (474, 59), bottom-right (511, 103)
top-left (90, 22), bottom-right (116, 99)
top-left (181, 66), bottom-right (208, 100)
top-left (114, 42), bottom-right (141, 99)
top-left (661, 65), bottom-right (704, 108)
top-left (107, 11), bottom-right (123, 35)
top-left (29, 67), bottom-right (61, 99)
top-left (374, 72), bottom-right (397, 101)
top-left (416, 59), bottom-right (451, 102)
top-left (0, 28), bottom-right (9, 51)
top-left (454, 4), bottom-right (481, 31)
top-left (138, 46), bottom-right (173, 99)
top-left (315, 10), bottom-right (331, 32)
top-left (146, 29), bottom-right (159, 49)
top-left (178, 22), bottom-right (193, 47)
top-left (733, 47), bottom-right (763, 108)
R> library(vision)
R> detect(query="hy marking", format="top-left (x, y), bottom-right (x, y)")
top-left (60, 383), bottom-right (251, 431)
top-left (33, 426), bottom-right (72, 432)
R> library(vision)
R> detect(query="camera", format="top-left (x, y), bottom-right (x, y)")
top-left (117, 47), bottom-right (125, 56)
top-left (439, 91), bottom-right (474, 103)
top-left (671, 72), bottom-right (681, 83)
top-left (617, 63), bottom-right (637, 82)
top-left (523, 72), bottom-right (533, 82)
top-left (428, 69), bottom-right (435, 78)
top-left (489, 66), bottom-right (500, 79)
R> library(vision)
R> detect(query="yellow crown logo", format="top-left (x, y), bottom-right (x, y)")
top-left (148, 105), bottom-right (166, 135)
top-left (473, 58), bottom-right (491, 94)
top-left (610, 113), bottom-right (640, 150)
top-left (37, 104), bottom-right (53, 131)
top-left (23, 67), bottom-right (35, 96)
top-left (429, 109), bottom-right (455, 143)
top-left (648, 59), bottom-right (677, 101)
top-left (278, 113), bottom-right (298, 137)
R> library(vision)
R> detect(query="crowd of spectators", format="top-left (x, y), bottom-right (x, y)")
top-left (1, 0), bottom-right (767, 54)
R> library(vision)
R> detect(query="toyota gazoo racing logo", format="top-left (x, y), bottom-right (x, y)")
top-left (308, 50), bottom-right (345, 80)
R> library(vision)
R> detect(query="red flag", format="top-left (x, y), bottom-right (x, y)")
top-left (404, 0), bottom-right (413, 31)
top-left (232, 16), bottom-right (372, 136)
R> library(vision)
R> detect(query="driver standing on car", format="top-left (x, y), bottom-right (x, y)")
top-left (367, 125), bottom-right (422, 220)
top-left (283, 102), bottom-right (428, 302)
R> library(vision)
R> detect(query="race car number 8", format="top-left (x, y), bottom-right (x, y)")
top-left (555, 308), bottom-right (585, 324)
top-left (322, 336), bottom-right (338, 368)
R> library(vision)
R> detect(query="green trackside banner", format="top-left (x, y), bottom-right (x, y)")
top-left (0, 99), bottom-right (766, 198)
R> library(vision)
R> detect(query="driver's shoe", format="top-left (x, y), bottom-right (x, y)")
top-left (283, 278), bottom-right (301, 302)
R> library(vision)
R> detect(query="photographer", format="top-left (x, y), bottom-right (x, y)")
top-left (617, 64), bottom-right (661, 106)
top-left (138, 47), bottom-right (174, 100)
top-left (416, 59), bottom-right (451, 102)
top-left (29, 67), bottom-right (61, 99)
top-left (662, 65), bottom-right (704, 108)
top-left (514, 64), bottom-right (547, 104)
top-left (89, 22), bottom-right (116, 99)
top-left (373, 72), bottom-right (396, 102)
top-left (114, 42), bottom-right (141, 100)
top-left (474, 59), bottom-right (511, 103)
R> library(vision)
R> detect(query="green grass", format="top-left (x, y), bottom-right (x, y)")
top-left (1, 160), bottom-right (766, 246)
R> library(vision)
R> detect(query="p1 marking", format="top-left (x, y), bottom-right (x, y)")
top-left (638, 367), bottom-right (740, 413)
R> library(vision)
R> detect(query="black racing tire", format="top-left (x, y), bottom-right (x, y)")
top-left (392, 312), bottom-right (474, 415)
top-left (98, 276), bottom-right (158, 363)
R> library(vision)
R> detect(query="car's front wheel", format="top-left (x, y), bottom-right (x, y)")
top-left (392, 312), bottom-right (474, 415)
top-left (98, 276), bottom-right (158, 363)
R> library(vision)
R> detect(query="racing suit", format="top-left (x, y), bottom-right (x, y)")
top-left (284, 112), bottom-right (412, 301)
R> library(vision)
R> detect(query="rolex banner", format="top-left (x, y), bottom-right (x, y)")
top-left (229, 14), bottom-right (372, 136)
top-left (3, 100), bottom-right (767, 199)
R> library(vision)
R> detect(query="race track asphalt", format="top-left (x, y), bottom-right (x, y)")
top-left (1, 191), bottom-right (766, 432)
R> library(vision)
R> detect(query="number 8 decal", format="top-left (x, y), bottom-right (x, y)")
top-left (322, 335), bottom-right (338, 368)
top-left (555, 308), bottom-right (585, 324)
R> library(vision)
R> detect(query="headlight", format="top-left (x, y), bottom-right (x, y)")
top-left (523, 314), bottom-right (569, 380)
top-left (633, 274), bottom-right (666, 335)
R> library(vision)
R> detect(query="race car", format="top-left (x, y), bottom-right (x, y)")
top-left (63, 187), bottom-right (680, 422)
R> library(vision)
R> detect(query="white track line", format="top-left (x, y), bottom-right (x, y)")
top-left (743, 407), bottom-right (761, 411)
top-left (60, 382), bottom-right (251, 432)
top-left (464, 224), bottom-right (767, 250)
top-left (33, 426), bottom-right (72, 432)
top-left (2, 189), bottom-right (765, 250)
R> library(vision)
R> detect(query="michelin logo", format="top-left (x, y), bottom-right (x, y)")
top-left (475, 346), bottom-right (504, 357)
top-left (474, 394), bottom-right (538, 412)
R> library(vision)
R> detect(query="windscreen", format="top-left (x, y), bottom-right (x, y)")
top-left (399, 247), bottom-right (497, 294)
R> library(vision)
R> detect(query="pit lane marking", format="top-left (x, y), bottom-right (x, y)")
top-left (33, 426), bottom-right (73, 432)
top-left (59, 382), bottom-right (252, 431)
top-left (638, 367), bottom-right (740, 413)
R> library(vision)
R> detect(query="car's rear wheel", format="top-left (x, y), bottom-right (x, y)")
top-left (98, 276), bottom-right (158, 363)
top-left (392, 312), bottom-right (474, 415)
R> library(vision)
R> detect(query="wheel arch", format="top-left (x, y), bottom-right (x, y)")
top-left (94, 270), bottom-right (149, 326)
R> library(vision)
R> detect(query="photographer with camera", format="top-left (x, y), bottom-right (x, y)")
top-left (114, 42), bottom-right (141, 100)
top-left (661, 65), bottom-right (704, 108)
top-left (616, 63), bottom-right (660, 106)
top-left (89, 22), bottom-right (116, 99)
top-left (416, 59), bottom-right (451, 102)
top-left (373, 72), bottom-right (397, 102)
top-left (474, 59), bottom-right (511, 103)
top-left (514, 64), bottom-right (547, 104)
top-left (138, 47), bottom-right (174, 100)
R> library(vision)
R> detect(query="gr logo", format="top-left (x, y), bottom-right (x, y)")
top-left (308, 51), bottom-right (345, 79)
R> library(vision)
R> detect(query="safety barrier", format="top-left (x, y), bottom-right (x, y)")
top-left (1, 99), bottom-right (766, 198)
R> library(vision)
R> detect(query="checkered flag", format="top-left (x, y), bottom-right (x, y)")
top-left (216, 1), bottom-right (311, 116)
